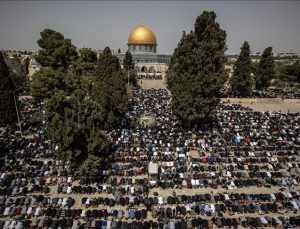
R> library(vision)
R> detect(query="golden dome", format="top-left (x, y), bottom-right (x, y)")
top-left (128, 23), bottom-right (157, 45)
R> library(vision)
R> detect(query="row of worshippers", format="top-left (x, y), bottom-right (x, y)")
top-left (1, 215), bottom-right (300, 229)
top-left (0, 88), bottom-right (299, 228)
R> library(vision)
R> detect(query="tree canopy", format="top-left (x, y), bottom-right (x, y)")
top-left (255, 47), bottom-right (276, 90)
top-left (123, 50), bottom-right (135, 70)
top-left (279, 62), bottom-right (300, 83)
top-left (92, 47), bottom-right (128, 127)
top-left (31, 68), bottom-right (66, 101)
top-left (79, 154), bottom-right (102, 176)
top-left (122, 50), bottom-right (137, 87)
top-left (35, 29), bottom-right (78, 69)
top-left (31, 29), bottom-right (128, 176)
top-left (230, 41), bottom-right (253, 96)
top-left (79, 48), bottom-right (97, 63)
top-left (73, 48), bottom-right (98, 76)
top-left (167, 11), bottom-right (227, 126)
top-left (46, 91), bottom-right (109, 164)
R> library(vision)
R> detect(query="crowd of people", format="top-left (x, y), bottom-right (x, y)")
top-left (136, 74), bottom-right (162, 80)
top-left (0, 88), bottom-right (300, 228)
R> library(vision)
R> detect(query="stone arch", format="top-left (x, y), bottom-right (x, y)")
top-left (135, 66), bottom-right (140, 72)
top-left (141, 66), bottom-right (147, 73)
top-left (149, 66), bottom-right (155, 73)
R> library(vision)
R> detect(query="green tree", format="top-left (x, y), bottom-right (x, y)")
top-left (167, 11), bottom-right (227, 125)
top-left (73, 48), bottom-right (97, 77)
top-left (230, 41), bottom-right (253, 96)
top-left (46, 91), bottom-right (109, 164)
top-left (79, 48), bottom-right (97, 63)
top-left (255, 47), bottom-right (276, 90)
top-left (0, 52), bottom-right (18, 127)
top-left (92, 47), bottom-right (128, 127)
top-left (279, 63), bottom-right (300, 83)
top-left (122, 68), bottom-right (137, 87)
top-left (31, 29), bottom-right (89, 100)
top-left (33, 29), bottom-right (121, 174)
top-left (251, 61), bottom-right (259, 76)
top-left (123, 50), bottom-right (135, 70)
top-left (79, 154), bottom-right (102, 176)
top-left (168, 31), bottom-right (187, 72)
top-left (31, 68), bottom-right (66, 101)
top-left (35, 28), bottom-right (78, 69)
top-left (122, 51), bottom-right (137, 87)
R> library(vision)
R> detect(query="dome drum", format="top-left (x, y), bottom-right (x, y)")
top-left (128, 44), bottom-right (156, 53)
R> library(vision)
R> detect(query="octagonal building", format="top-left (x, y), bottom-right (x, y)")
top-left (115, 23), bottom-right (171, 78)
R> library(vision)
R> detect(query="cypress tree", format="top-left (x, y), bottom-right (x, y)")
top-left (255, 47), bottom-right (276, 90)
top-left (123, 50), bottom-right (135, 70)
top-left (0, 52), bottom-right (18, 127)
top-left (92, 47), bottom-right (128, 127)
top-left (167, 11), bottom-right (227, 126)
top-left (122, 50), bottom-right (137, 87)
top-left (230, 41), bottom-right (253, 96)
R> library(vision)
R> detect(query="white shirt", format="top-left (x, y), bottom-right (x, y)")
top-left (3, 207), bottom-right (10, 216)
top-left (130, 187), bottom-right (135, 194)
top-left (34, 207), bottom-right (41, 216)
top-left (67, 186), bottom-right (72, 194)
top-left (27, 207), bottom-right (32, 215)
top-left (62, 198), bottom-right (67, 206)
top-left (158, 197), bottom-right (163, 205)
top-left (67, 177), bottom-right (72, 183)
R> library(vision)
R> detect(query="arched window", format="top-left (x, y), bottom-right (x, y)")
top-left (149, 66), bottom-right (155, 73)
top-left (135, 66), bottom-right (140, 72)
top-left (141, 66), bottom-right (147, 73)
